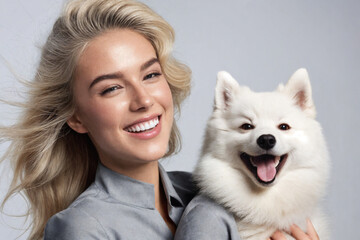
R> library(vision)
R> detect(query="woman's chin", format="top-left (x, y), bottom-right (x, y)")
top-left (138, 146), bottom-right (168, 162)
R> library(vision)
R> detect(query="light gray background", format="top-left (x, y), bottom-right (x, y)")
top-left (0, 0), bottom-right (359, 239)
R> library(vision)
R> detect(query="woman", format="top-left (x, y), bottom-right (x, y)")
top-left (1, 0), bottom-right (320, 239)
top-left (1, 0), bottom-right (193, 239)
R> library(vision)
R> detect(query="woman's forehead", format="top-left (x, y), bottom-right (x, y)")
top-left (74, 29), bottom-right (158, 84)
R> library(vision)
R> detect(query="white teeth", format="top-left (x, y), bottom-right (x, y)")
top-left (275, 156), bottom-right (281, 167)
top-left (126, 117), bottom-right (159, 133)
top-left (250, 157), bottom-right (256, 167)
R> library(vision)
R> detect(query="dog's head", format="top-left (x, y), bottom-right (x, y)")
top-left (204, 69), bottom-right (328, 189)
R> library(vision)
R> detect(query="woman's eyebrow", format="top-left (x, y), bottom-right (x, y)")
top-left (89, 57), bottom-right (159, 89)
top-left (89, 73), bottom-right (124, 89)
top-left (140, 57), bottom-right (159, 72)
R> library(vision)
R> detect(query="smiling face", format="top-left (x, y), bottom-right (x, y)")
top-left (67, 29), bottom-right (174, 172)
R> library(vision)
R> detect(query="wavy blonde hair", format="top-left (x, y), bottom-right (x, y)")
top-left (0, 0), bottom-right (191, 239)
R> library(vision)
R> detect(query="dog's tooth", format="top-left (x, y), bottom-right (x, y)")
top-left (275, 159), bottom-right (279, 167)
top-left (275, 156), bottom-right (281, 167)
top-left (250, 157), bottom-right (257, 167)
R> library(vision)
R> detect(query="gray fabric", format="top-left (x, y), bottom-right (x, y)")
top-left (44, 162), bottom-right (196, 240)
top-left (174, 194), bottom-right (241, 240)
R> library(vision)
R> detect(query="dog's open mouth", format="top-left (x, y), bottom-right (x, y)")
top-left (240, 153), bottom-right (288, 185)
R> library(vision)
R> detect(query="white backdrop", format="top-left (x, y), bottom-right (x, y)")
top-left (0, 0), bottom-right (359, 239)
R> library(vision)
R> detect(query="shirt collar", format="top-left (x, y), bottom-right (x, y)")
top-left (159, 164), bottom-right (185, 224)
top-left (94, 162), bottom-right (184, 212)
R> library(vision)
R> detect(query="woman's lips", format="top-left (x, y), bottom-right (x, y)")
top-left (124, 115), bottom-right (161, 140)
top-left (125, 116), bottom-right (159, 132)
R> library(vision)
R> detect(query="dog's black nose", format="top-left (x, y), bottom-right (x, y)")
top-left (257, 134), bottom-right (276, 150)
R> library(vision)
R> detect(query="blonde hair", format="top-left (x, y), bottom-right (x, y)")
top-left (0, 0), bottom-right (191, 239)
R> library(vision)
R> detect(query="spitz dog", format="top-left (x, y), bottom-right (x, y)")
top-left (194, 69), bottom-right (329, 239)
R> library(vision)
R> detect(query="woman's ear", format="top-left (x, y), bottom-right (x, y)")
top-left (67, 113), bottom-right (88, 134)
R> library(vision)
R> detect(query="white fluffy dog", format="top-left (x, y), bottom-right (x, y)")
top-left (194, 69), bottom-right (329, 239)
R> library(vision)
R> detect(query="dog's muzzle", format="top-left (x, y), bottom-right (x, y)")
top-left (240, 152), bottom-right (288, 186)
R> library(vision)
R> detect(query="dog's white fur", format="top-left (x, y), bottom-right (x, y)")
top-left (194, 69), bottom-right (329, 239)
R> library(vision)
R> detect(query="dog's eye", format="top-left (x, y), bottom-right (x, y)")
top-left (240, 123), bottom-right (254, 130)
top-left (278, 123), bottom-right (291, 130)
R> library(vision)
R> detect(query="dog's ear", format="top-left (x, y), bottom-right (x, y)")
top-left (215, 71), bottom-right (240, 110)
top-left (282, 68), bottom-right (316, 118)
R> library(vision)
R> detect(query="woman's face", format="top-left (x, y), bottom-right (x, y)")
top-left (68, 29), bottom-right (174, 172)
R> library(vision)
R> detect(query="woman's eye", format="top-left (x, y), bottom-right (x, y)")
top-left (240, 123), bottom-right (254, 130)
top-left (101, 85), bottom-right (122, 95)
top-left (144, 72), bottom-right (161, 80)
top-left (278, 123), bottom-right (291, 130)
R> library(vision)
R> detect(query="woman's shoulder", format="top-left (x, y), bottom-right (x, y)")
top-left (174, 194), bottom-right (241, 240)
top-left (44, 184), bottom-right (108, 239)
top-left (180, 194), bottom-right (236, 221)
top-left (44, 207), bottom-right (109, 240)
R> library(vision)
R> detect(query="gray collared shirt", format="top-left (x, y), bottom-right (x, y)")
top-left (44, 163), bottom-right (195, 240)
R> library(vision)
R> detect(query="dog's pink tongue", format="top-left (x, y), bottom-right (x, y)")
top-left (253, 156), bottom-right (276, 182)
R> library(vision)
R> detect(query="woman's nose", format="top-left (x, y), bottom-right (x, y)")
top-left (129, 84), bottom-right (154, 111)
